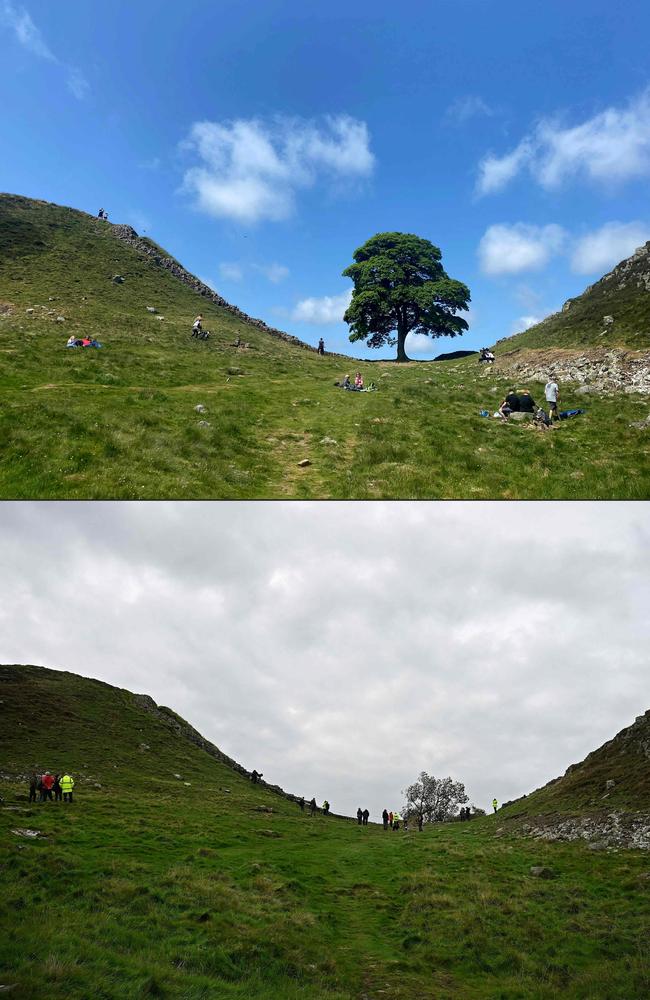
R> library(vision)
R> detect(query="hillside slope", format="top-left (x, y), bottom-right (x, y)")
top-left (500, 710), bottom-right (650, 848)
top-left (1, 195), bottom-right (650, 500)
top-left (497, 241), bottom-right (650, 352)
top-left (2, 665), bottom-right (650, 999)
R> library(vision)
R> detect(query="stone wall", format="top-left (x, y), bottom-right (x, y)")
top-left (494, 348), bottom-right (650, 394)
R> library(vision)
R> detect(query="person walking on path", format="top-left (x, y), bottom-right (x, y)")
top-left (309, 797), bottom-right (317, 816)
top-left (492, 798), bottom-right (498, 814)
top-left (61, 773), bottom-right (75, 803)
top-left (317, 338), bottom-right (325, 355)
top-left (362, 808), bottom-right (369, 826)
top-left (544, 378), bottom-right (559, 421)
top-left (357, 807), bottom-right (363, 825)
top-left (382, 808), bottom-right (389, 830)
top-left (53, 774), bottom-right (62, 802)
top-left (28, 773), bottom-right (38, 803)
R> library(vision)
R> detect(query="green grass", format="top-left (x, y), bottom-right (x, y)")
top-left (2, 665), bottom-right (650, 999)
top-left (1, 194), bottom-right (650, 499)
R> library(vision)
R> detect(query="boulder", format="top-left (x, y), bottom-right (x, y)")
top-left (298, 459), bottom-right (311, 467)
top-left (530, 866), bottom-right (557, 879)
top-left (146, 306), bottom-right (157, 314)
top-left (194, 404), bottom-right (206, 413)
top-left (197, 420), bottom-right (211, 428)
top-left (112, 275), bottom-right (125, 284)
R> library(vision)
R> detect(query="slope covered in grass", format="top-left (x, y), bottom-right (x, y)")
top-left (1, 664), bottom-right (650, 1000)
top-left (1, 195), bottom-right (650, 499)
top-left (498, 242), bottom-right (650, 352)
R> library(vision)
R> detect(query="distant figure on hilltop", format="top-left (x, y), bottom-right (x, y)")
top-left (28, 773), bottom-right (38, 803)
top-left (362, 808), bottom-right (369, 826)
top-left (298, 796), bottom-right (305, 811)
top-left (357, 807), bottom-right (363, 825)
top-left (492, 798), bottom-right (498, 813)
top-left (98, 208), bottom-right (105, 219)
top-left (392, 811), bottom-right (401, 831)
top-left (309, 797), bottom-right (317, 816)
top-left (322, 799), bottom-right (330, 815)
top-left (317, 338), bottom-right (325, 355)
top-left (250, 770), bottom-right (263, 784)
top-left (382, 808), bottom-right (389, 830)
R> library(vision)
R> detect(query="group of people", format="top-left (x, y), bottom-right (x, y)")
top-left (478, 347), bottom-right (495, 363)
top-left (97, 208), bottom-right (109, 220)
top-left (296, 796), bottom-right (330, 815)
top-left (381, 809), bottom-right (404, 830)
top-left (66, 335), bottom-right (102, 348)
top-left (356, 807), bottom-right (370, 825)
top-left (335, 373), bottom-right (377, 392)
top-left (29, 771), bottom-right (74, 803)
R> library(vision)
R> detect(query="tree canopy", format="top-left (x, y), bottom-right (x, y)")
top-left (342, 232), bottom-right (470, 362)
top-left (403, 772), bottom-right (469, 826)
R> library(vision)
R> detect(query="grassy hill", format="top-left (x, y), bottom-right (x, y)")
top-left (497, 242), bottom-right (650, 352)
top-left (2, 664), bottom-right (650, 1000)
top-left (1, 194), bottom-right (650, 499)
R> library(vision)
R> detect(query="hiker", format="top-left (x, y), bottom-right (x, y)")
top-left (103, 211), bottom-right (109, 221)
top-left (28, 773), bottom-right (38, 803)
top-left (53, 774), bottom-right (62, 802)
top-left (492, 798), bottom-right (498, 814)
top-left (545, 378), bottom-right (560, 420)
top-left (298, 796), bottom-right (305, 811)
top-left (504, 388), bottom-right (520, 412)
top-left (382, 808), bottom-right (389, 830)
top-left (354, 372), bottom-right (364, 389)
top-left (517, 389), bottom-right (535, 413)
top-left (98, 208), bottom-right (105, 219)
top-left (40, 772), bottom-right (54, 802)
top-left (60, 772), bottom-right (75, 803)
top-left (191, 315), bottom-right (203, 338)
top-left (318, 338), bottom-right (325, 355)
top-left (322, 800), bottom-right (330, 815)
top-left (250, 770), bottom-right (263, 784)
top-left (357, 807), bottom-right (363, 825)
top-left (392, 812), bottom-right (401, 831)
top-left (388, 811), bottom-right (393, 827)
top-left (362, 808), bottom-right (369, 826)
top-left (309, 797), bottom-right (317, 816)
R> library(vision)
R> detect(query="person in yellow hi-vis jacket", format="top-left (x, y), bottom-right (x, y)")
top-left (60, 773), bottom-right (75, 803)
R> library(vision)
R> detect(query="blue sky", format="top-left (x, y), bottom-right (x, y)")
top-left (2, 0), bottom-right (650, 359)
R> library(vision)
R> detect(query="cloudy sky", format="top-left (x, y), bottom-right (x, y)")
top-left (2, 1), bottom-right (650, 357)
top-left (1, 502), bottom-right (648, 817)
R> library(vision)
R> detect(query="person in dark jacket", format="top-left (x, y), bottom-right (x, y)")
top-left (362, 808), bottom-right (369, 826)
top-left (505, 389), bottom-right (520, 412)
top-left (53, 774), bottom-right (62, 801)
top-left (517, 389), bottom-right (535, 412)
top-left (298, 796), bottom-right (305, 811)
top-left (29, 773), bottom-right (38, 803)
top-left (357, 807), bottom-right (363, 825)
top-left (382, 808), bottom-right (389, 830)
top-left (309, 797), bottom-right (317, 816)
top-left (250, 770), bottom-right (263, 784)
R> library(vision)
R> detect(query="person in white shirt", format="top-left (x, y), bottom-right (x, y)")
top-left (545, 379), bottom-right (559, 420)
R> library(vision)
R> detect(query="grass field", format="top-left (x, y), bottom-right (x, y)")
top-left (2, 665), bottom-right (650, 1000)
top-left (1, 194), bottom-right (650, 499)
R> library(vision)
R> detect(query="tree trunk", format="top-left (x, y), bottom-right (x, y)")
top-left (396, 314), bottom-right (410, 362)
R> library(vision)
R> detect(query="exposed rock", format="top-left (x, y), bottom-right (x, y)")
top-left (139, 742), bottom-right (150, 750)
top-left (194, 404), bottom-right (206, 413)
top-left (630, 415), bottom-right (650, 429)
top-left (603, 315), bottom-right (614, 325)
top-left (605, 779), bottom-right (616, 790)
top-left (298, 459), bottom-right (311, 467)
top-left (56, 316), bottom-right (65, 322)
top-left (530, 866), bottom-right (557, 879)
top-left (146, 306), bottom-right (157, 314)
top-left (320, 437), bottom-right (337, 445)
top-left (197, 420), bottom-right (211, 428)
top-left (112, 275), bottom-right (125, 284)
top-left (11, 828), bottom-right (43, 839)
top-left (26, 308), bottom-right (34, 314)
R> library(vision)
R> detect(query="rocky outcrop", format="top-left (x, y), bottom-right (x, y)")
top-left (511, 811), bottom-right (650, 851)
top-left (107, 223), bottom-right (317, 353)
top-left (493, 347), bottom-right (650, 394)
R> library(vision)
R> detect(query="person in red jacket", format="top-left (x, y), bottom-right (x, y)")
top-left (40, 772), bottom-right (54, 802)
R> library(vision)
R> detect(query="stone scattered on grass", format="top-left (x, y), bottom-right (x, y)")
top-left (194, 404), bottom-right (206, 413)
top-left (298, 459), bottom-right (311, 467)
top-left (146, 306), bottom-right (157, 313)
top-left (256, 829), bottom-right (281, 838)
top-left (56, 316), bottom-right (65, 322)
top-left (630, 415), bottom-right (650, 429)
top-left (173, 773), bottom-right (183, 779)
top-left (197, 420), bottom-right (211, 428)
top-left (11, 828), bottom-right (42, 839)
top-left (320, 437), bottom-right (337, 445)
top-left (529, 866), bottom-right (557, 879)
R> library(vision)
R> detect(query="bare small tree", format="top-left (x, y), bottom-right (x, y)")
top-left (403, 772), bottom-right (469, 829)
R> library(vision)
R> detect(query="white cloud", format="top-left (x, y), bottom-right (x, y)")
top-left (571, 221), bottom-right (650, 274)
top-left (219, 262), bottom-right (244, 282)
top-left (67, 68), bottom-right (89, 100)
top-left (181, 115), bottom-right (375, 223)
top-left (405, 333), bottom-right (435, 355)
top-left (1, 2), bottom-right (90, 100)
top-left (512, 314), bottom-right (541, 333)
top-left (478, 223), bottom-right (566, 275)
top-left (291, 289), bottom-right (352, 325)
top-left (446, 95), bottom-right (494, 124)
top-left (1, 0), bottom-right (54, 59)
top-left (476, 87), bottom-right (650, 195)
top-left (254, 262), bottom-right (290, 284)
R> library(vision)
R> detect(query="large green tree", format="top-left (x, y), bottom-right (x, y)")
top-left (342, 232), bottom-right (470, 362)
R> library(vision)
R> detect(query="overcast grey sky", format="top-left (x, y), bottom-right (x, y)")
top-left (1, 501), bottom-right (648, 817)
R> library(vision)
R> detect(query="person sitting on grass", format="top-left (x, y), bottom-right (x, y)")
top-left (517, 389), bottom-right (536, 412)
top-left (497, 397), bottom-right (512, 420)
top-left (354, 372), bottom-right (364, 389)
top-left (504, 388), bottom-right (519, 412)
